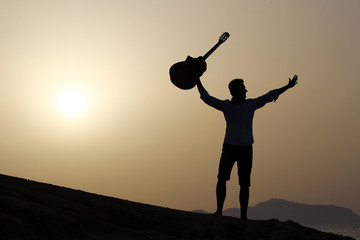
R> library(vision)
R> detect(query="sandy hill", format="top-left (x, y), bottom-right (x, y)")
top-left (0, 174), bottom-right (354, 240)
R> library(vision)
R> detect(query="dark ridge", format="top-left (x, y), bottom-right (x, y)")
top-left (0, 174), bottom-right (354, 240)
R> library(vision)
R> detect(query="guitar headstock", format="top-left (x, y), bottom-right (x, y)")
top-left (219, 32), bottom-right (230, 43)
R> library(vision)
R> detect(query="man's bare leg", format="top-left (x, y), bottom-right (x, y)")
top-left (240, 186), bottom-right (249, 220)
top-left (214, 179), bottom-right (226, 215)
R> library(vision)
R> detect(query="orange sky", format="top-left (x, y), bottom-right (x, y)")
top-left (1, 0), bottom-right (359, 215)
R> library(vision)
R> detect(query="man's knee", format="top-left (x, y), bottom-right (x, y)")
top-left (217, 178), bottom-right (227, 185)
top-left (240, 186), bottom-right (249, 193)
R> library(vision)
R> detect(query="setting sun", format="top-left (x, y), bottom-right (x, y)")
top-left (56, 89), bottom-right (88, 118)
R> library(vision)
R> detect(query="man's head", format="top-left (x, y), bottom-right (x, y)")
top-left (228, 79), bottom-right (247, 101)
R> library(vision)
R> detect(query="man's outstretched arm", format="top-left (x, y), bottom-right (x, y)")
top-left (277, 74), bottom-right (298, 95)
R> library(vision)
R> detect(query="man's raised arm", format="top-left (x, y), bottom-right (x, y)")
top-left (197, 79), bottom-right (206, 95)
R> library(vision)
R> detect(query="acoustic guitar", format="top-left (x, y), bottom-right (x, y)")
top-left (169, 32), bottom-right (230, 90)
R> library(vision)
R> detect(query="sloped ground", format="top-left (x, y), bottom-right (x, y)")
top-left (0, 174), bottom-right (354, 240)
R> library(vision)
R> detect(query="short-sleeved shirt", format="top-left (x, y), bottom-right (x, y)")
top-left (200, 89), bottom-right (279, 146)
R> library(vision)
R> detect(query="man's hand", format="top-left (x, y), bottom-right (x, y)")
top-left (277, 74), bottom-right (299, 96)
top-left (197, 56), bottom-right (207, 77)
top-left (288, 74), bottom-right (298, 88)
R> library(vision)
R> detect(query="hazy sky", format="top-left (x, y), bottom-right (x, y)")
top-left (1, 0), bottom-right (359, 215)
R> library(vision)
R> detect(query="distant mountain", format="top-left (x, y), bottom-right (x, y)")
top-left (222, 199), bottom-right (360, 225)
top-left (193, 209), bottom-right (209, 214)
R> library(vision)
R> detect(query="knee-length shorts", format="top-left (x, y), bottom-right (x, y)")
top-left (217, 143), bottom-right (253, 187)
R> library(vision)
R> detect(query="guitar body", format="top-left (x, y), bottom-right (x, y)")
top-left (169, 56), bottom-right (207, 90)
top-left (169, 32), bottom-right (229, 90)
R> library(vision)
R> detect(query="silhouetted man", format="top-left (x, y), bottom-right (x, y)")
top-left (196, 73), bottom-right (298, 219)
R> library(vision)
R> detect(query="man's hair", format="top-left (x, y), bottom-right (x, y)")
top-left (228, 79), bottom-right (244, 96)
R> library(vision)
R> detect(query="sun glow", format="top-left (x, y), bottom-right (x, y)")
top-left (56, 89), bottom-right (88, 118)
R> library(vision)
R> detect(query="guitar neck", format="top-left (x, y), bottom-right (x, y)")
top-left (202, 41), bottom-right (224, 60)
